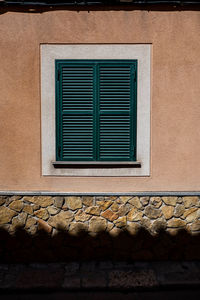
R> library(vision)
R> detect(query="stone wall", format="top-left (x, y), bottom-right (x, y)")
top-left (0, 195), bottom-right (200, 262)
top-left (0, 195), bottom-right (200, 235)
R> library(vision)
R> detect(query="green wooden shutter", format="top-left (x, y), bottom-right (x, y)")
top-left (56, 62), bottom-right (95, 161)
top-left (56, 60), bottom-right (137, 162)
top-left (98, 63), bottom-right (136, 161)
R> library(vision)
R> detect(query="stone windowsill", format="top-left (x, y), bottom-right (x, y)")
top-left (52, 161), bottom-right (142, 168)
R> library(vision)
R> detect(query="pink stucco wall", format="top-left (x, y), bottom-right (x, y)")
top-left (0, 9), bottom-right (200, 192)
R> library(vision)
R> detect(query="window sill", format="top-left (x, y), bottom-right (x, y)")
top-left (52, 161), bottom-right (141, 169)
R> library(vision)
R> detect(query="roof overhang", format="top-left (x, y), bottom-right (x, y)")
top-left (0, 1), bottom-right (200, 7)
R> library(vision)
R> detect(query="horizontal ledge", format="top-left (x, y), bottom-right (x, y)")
top-left (0, 191), bottom-right (200, 196)
top-left (52, 161), bottom-right (141, 168)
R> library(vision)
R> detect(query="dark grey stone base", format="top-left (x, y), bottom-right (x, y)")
top-left (0, 261), bottom-right (200, 291)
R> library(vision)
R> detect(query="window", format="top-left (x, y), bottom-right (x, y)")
top-left (41, 44), bottom-right (151, 176)
top-left (55, 60), bottom-right (137, 163)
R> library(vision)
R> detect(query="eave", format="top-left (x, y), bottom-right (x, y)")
top-left (0, 0), bottom-right (200, 7)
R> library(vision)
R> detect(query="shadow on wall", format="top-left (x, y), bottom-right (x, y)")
top-left (0, 226), bottom-right (200, 263)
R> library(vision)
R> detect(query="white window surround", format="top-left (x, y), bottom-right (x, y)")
top-left (41, 44), bottom-right (151, 176)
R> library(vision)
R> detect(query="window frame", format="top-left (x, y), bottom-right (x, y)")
top-left (55, 59), bottom-right (137, 163)
top-left (41, 44), bottom-right (151, 176)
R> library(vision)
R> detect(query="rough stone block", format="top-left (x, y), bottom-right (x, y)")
top-left (65, 262), bottom-right (80, 274)
top-left (97, 200), bottom-right (112, 211)
top-left (53, 196), bottom-right (64, 208)
top-left (74, 210), bottom-right (91, 222)
top-left (47, 206), bottom-right (60, 215)
top-left (82, 272), bottom-right (107, 288)
top-left (89, 216), bottom-right (107, 232)
top-left (68, 222), bottom-right (88, 235)
top-left (167, 218), bottom-right (186, 228)
top-left (108, 270), bottom-right (157, 288)
top-left (34, 208), bottom-right (49, 220)
top-left (12, 212), bottom-right (27, 228)
top-left (162, 197), bottom-right (178, 206)
top-left (174, 204), bottom-right (185, 217)
top-left (15, 268), bottom-right (64, 289)
top-left (48, 211), bottom-right (73, 229)
top-left (183, 197), bottom-right (199, 208)
top-left (63, 276), bottom-right (81, 288)
top-left (38, 219), bottom-right (52, 233)
top-left (140, 197), bottom-right (150, 206)
top-left (0, 206), bottom-right (17, 225)
top-left (82, 196), bottom-right (94, 207)
top-left (114, 216), bottom-right (127, 228)
top-left (85, 206), bottom-right (101, 216)
top-left (150, 197), bottom-right (162, 208)
top-left (162, 206), bottom-right (174, 220)
top-left (63, 197), bottom-right (82, 210)
top-left (9, 200), bottom-right (24, 212)
top-left (101, 209), bottom-right (118, 221)
top-left (129, 197), bottom-right (143, 209)
top-left (23, 204), bottom-right (34, 215)
top-left (127, 208), bottom-right (143, 221)
top-left (144, 206), bottom-right (162, 219)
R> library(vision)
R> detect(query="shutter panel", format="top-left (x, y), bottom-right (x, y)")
top-left (98, 63), bottom-right (136, 161)
top-left (57, 63), bottom-right (95, 161)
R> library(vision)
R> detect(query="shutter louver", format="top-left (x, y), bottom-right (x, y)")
top-left (62, 115), bottom-right (93, 159)
top-left (56, 60), bottom-right (137, 162)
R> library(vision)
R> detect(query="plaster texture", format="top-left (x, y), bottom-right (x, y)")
top-left (0, 9), bottom-right (200, 192)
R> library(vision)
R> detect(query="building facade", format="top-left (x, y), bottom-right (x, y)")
top-left (0, 0), bottom-right (200, 291)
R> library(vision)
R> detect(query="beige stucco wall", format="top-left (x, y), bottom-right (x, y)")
top-left (0, 8), bottom-right (200, 193)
